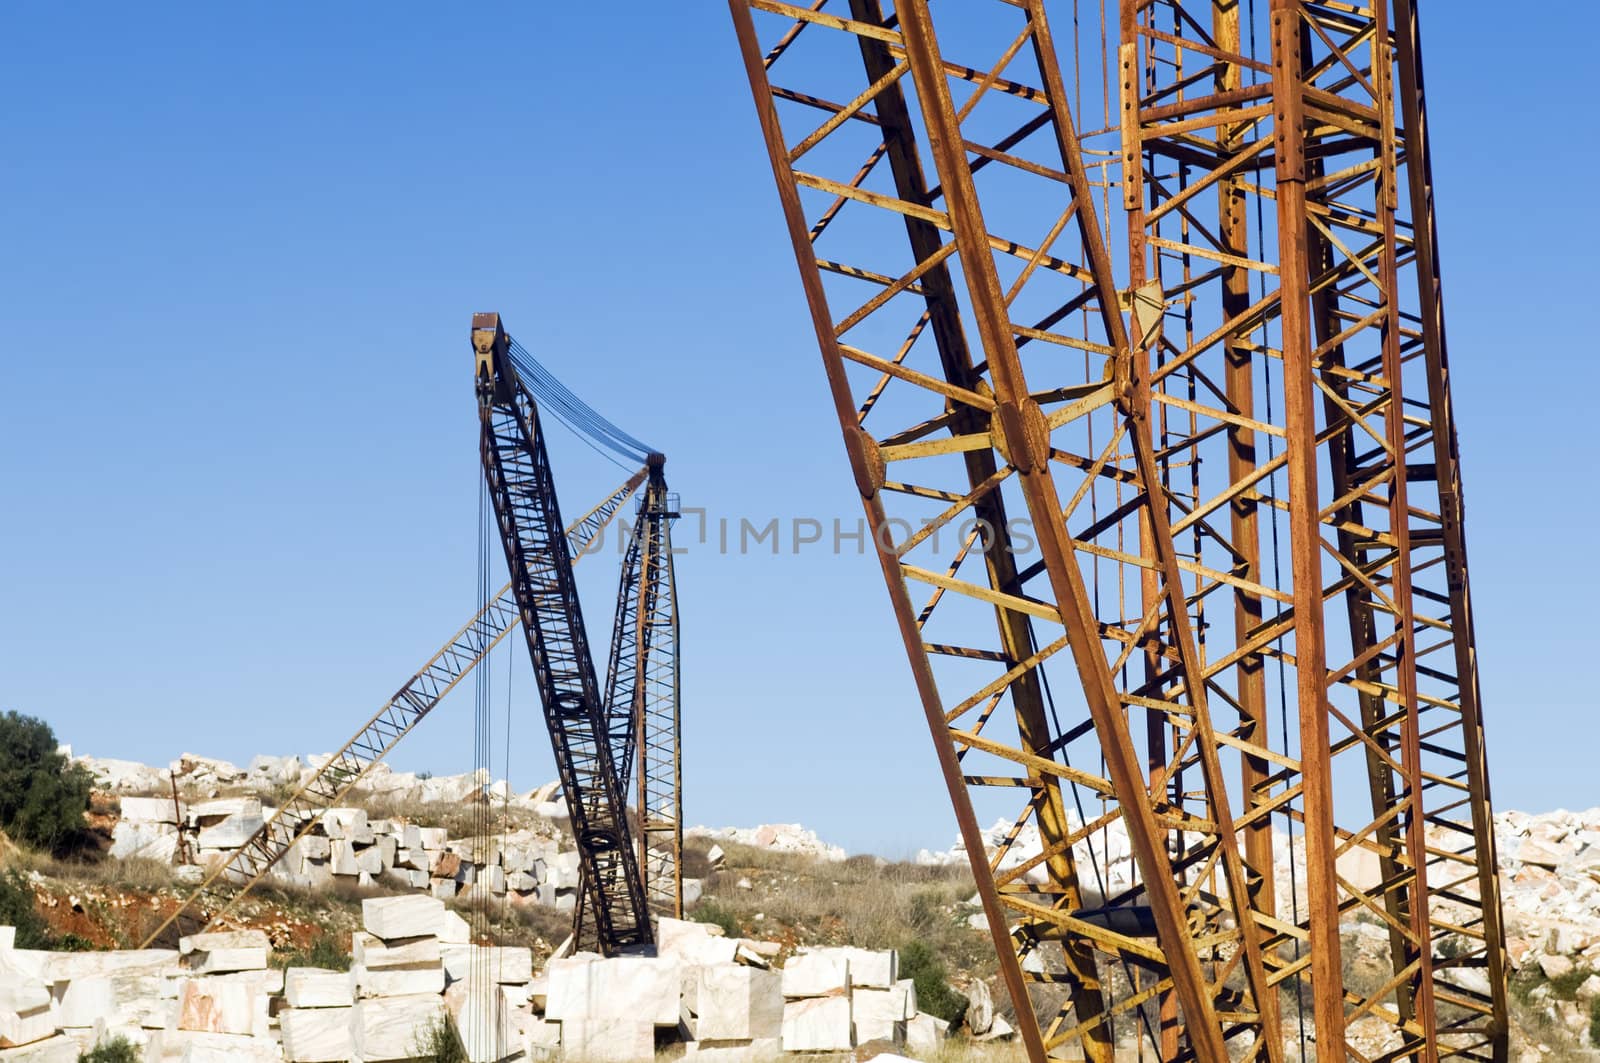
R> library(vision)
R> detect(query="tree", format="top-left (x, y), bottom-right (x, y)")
top-left (0, 711), bottom-right (92, 854)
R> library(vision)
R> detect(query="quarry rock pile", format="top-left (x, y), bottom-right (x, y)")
top-left (108, 797), bottom-right (632, 916)
top-left (0, 911), bottom-right (954, 1061)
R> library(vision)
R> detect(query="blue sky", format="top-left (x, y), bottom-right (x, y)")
top-left (1, 4), bottom-right (1592, 856)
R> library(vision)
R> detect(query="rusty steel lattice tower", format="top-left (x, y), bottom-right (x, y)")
top-left (730, 0), bottom-right (1505, 1059)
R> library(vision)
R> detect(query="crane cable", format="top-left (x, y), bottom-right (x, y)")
top-left (507, 338), bottom-right (656, 469)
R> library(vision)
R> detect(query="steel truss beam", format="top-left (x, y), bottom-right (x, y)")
top-left (576, 462), bottom-right (684, 949)
top-left (476, 312), bottom-right (652, 955)
top-left (731, 0), bottom-right (1504, 1058)
top-left (139, 470), bottom-right (645, 948)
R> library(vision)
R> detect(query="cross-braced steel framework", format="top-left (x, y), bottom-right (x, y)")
top-left (730, 0), bottom-right (1503, 1058)
top-left (577, 464), bottom-right (685, 949)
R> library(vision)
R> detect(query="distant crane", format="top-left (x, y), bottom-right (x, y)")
top-left (142, 319), bottom-right (682, 955)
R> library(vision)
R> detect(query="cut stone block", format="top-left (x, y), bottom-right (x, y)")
top-left (782, 995), bottom-right (853, 1052)
top-left (834, 947), bottom-right (896, 989)
top-left (350, 993), bottom-right (447, 1062)
top-left (404, 825), bottom-right (447, 851)
top-left (353, 932), bottom-right (440, 969)
top-left (522, 1015), bottom-right (560, 1061)
top-left (353, 963), bottom-right (445, 998)
top-left (561, 1016), bottom-right (655, 1062)
top-left (905, 1011), bottom-right (949, 1053)
top-left (174, 976), bottom-right (263, 1036)
top-left (284, 967), bottom-right (354, 1009)
top-left (431, 878), bottom-right (460, 901)
top-left (439, 944), bottom-right (533, 985)
top-left (321, 808), bottom-right (371, 843)
top-left (177, 931), bottom-right (268, 974)
top-left (109, 821), bottom-right (179, 862)
top-left (696, 965), bottom-right (784, 1042)
top-left (439, 908), bottom-right (471, 945)
top-left (682, 1039), bottom-right (782, 1060)
top-left (373, 835), bottom-right (398, 866)
top-left (153, 1029), bottom-right (282, 1063)
top-left (444, 981), bottom-right (515, 1063)
top-left (194, 813), bottom-right (262, 850)
top-left (54, 974), bottom-right (113, 1028)
top-left (361, 895), bottom-right (445, 941)
top-left (781, 952), bottom-right (850, 999)
top-left (544, 956), bottom-right (680, 1027)
top-left (852, 982), bottom-right (914, 1045)
top-left (0, 983), bottom-right (55, 1048)
top-left (657, 918), bottom-right (739, 966)
top-left (329, 839), bottom-right (359, 877)
top-left (0, 1032), bottom-right (80, 1060)
top-left (280, 1005), bottom-right (354, 1062)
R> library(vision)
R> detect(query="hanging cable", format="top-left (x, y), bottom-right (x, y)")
top-left (472, 438), bottom-right (494, 1053)
top-left (506, 338), bottom-right (656, 467)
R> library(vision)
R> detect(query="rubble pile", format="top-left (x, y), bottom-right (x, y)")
top-left (685, 825), bottom-right (845, 864)
top-left (0, 905), bottom-right (956, 1061)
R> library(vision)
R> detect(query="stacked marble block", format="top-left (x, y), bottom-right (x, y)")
top-left (272, 811), bottom-right (580, 914)
top-left (111, 799), bottom-right (592, 912)
top-left (777, 947), bottom-right (920, 1052)
top-left (278, 894), bottom-right (540, 1063)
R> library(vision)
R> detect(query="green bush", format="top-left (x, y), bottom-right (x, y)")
top-left (0, 711), bottom-right (92, 855)
top-left (691, 899), bottom-right (741, 939)
top-left (273, 934), bottom-right (351, 972)
top-left (412, 1012), bottom-right (467, 1063)
top-left (78, 1033), bottom-right (139, 1062)
top-left (1590, 997), bottom-right (1600, 1048)
top-left (898, 939), bottom-right (967, 1025)
top-left (0, 869), bottom-right (52, 949)
top-left (1549, 966), bottom-right (1593, 1000)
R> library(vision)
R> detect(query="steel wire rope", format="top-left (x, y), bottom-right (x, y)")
top-left (473, 437), bottom-right (496, 1055)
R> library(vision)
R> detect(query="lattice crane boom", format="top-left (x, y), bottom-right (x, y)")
top-left (474, 312), bottom-right (652, 955)
top-left (576, 459), bottom-right (683, 950)
top-left (730, 0), bottom-right (1506, 1059)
